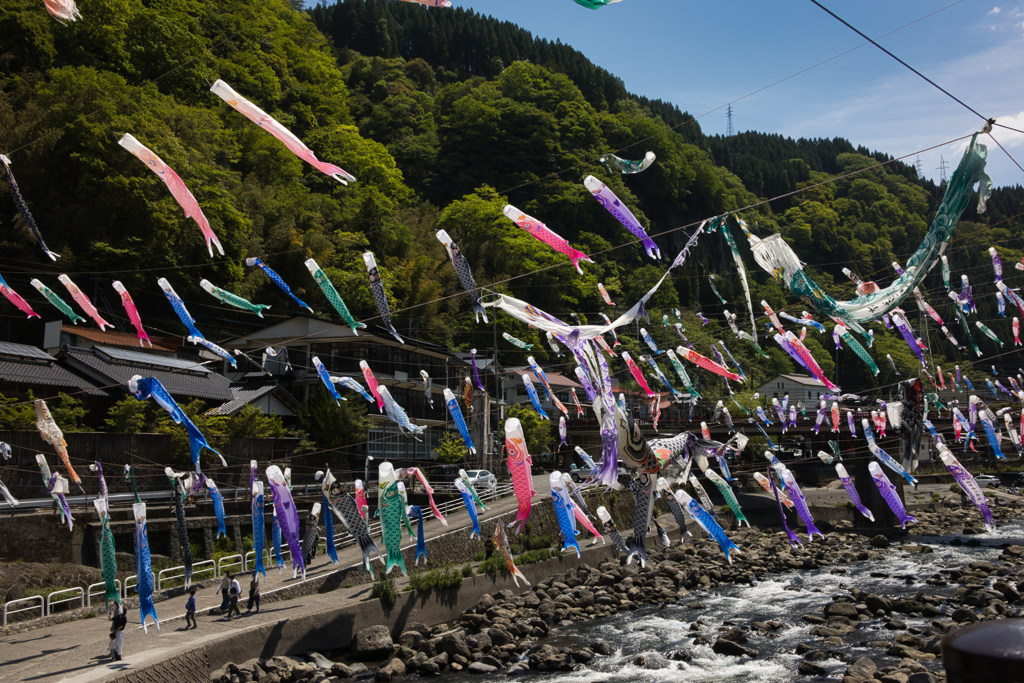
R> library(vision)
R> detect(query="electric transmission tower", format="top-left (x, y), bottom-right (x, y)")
top-left (937, 156), bottom-right (949, 184)
top-left (726, 104), bottom-right (734, 137)
top-left (914, 156), bottom-right (924, 177)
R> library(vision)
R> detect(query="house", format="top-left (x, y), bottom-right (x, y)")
top-left (206, 384), bottom-right (299, 418)
top-left (0, 341), bottom-right (108, 403)
top-left (756, 374), bottom-right (827, 402)
top-left (220, 316), bottom-right (475, 462)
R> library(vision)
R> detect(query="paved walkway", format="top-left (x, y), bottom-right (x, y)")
top-left (0, 474), bottom-right (552, 683)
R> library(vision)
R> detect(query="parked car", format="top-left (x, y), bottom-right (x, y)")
top-left (569, 467), bottom-right (594, 483)
top-left (465, 470), bottom-right (496, 488)
top-left (997, 472), bottom-right (1024, 486)
top-left (975, 474), bottom-right (999, 487)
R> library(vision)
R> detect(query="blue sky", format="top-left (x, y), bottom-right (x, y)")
top-left (458, 0), bottom-right (1024, 188)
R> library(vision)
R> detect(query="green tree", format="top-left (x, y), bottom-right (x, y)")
top-left (506, 404), bottom-right (553, 456)
top-left (0, 392), bottom-right (36, 431)
top-left (434, 432), bottom-right (468, 464)
top-left (104, 396), bottom-right (150, 433)
top-left (50, 393), bottom-right (88, 432)
top-left (296, 385), bottom-right (371, 451)
top-left (223, 404), bottom-right (286, 439)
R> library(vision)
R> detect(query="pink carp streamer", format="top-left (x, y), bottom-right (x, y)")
top-left (58, 274), bottom-right (111, 330)
top-left (598, 283), bottom-right (615, 306)
top-left (398, 468), bottom-right (447, 526)
top-left (360, 361), bottom-right (385, 412)
top-left (118, 134), bottom-right (223, 257)
top-left (112, 282), bottom-right (152, 347)
top-left (211, 81), bottom-right (355, 185)
top-left (676, 346), bottom-right (741, 382)
top-left (505, 418), bottom-right (536, 534)
top-left (42, 0), bottom-right (81, 22)
top-left (785, 331), bottom-right (839, 391)
top-left (502, 205), bottom-right (593, 274)
top-left (622, 352), bottom-right (656, 397)
top-left (0, 273), bottom-right (39, 319)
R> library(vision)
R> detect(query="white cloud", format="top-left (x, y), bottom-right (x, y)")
top-left (988, 6), bottom-right (1002, 15)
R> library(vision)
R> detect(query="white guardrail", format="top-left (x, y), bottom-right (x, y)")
top-left (2, 482), bottom-right (515, 626)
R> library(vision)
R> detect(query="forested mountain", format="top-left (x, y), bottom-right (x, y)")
top-left (0, 0), bottom-right (1021, 403)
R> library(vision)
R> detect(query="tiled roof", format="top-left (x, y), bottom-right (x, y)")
top-left (0, 342), bottom-right (55, 361)
top-left (0, 358), bottom-right (108, 396)
top-left (63, 346), bottom-right (232, 401)
top-left (62, 326), bottom-right (178, 352)
top-left (206, 385), bottom-right (277, 416)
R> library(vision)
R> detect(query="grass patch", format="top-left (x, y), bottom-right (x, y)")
top-left (931, 493), bottom-right (942, 503)
top-left (408, 566), bottom-right (463, 592)
top-left (371, 575), bottom-right (398, 606)
top-left (25, 585), bottom-right (73, 598)
top-left (516, 549), bottom-right (552, 565)
top-left (833, 502), bottom-right (853, 509)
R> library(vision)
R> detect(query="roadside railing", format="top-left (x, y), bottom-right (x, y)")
top-left (217, 554), bottom-right (243, 575)
top-left (86, 580), bottom-right (121, 608)
top-left (2, 596), bottom-right (44, 627)
top-left (45, 587), bottom-right (84, 615)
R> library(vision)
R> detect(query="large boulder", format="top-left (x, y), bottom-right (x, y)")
top-left (352, 626), bottom-right (394, 661)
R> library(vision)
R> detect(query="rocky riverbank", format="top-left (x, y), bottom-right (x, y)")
top-left (213, 500), bottom-right (1024, 683)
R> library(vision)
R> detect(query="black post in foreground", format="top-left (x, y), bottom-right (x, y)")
top-left (942, 619), bottom-right (1024, 682)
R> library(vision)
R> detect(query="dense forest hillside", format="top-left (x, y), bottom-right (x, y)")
top-left (0, 0), bottom-right (1021, 404)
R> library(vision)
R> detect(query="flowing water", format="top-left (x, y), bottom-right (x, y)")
top-left (453, 519), bottom-right (1024, 682)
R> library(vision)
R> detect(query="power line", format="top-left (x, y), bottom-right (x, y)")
top-left (807, 0), bottom-right (987, 122)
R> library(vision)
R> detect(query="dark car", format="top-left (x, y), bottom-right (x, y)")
top-left (998, 472), bottom-right (1024, 486)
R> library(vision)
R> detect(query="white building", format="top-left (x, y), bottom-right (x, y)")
top-left (756, 374), bottom-right (828, 402)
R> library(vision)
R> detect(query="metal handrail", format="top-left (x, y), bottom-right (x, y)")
top-left (217, 554), bottom-right (243, 575)
top-left (156, 560), bottom-right (215, 590)
top-left (243, 549), bottom-right (273, 572)
top-left (124, 573), bottom-right (155, 598)
top-left (86, 580), bottom-right (122, 608)
top-left (3, 595), bottom-right (44, 626)
top-left (45, 587), bottom-right (84, 615)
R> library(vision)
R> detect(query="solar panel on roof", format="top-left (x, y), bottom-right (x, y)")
top-left (0, 342), bottom-right (55, 361)
top-left (98, 346), bottom-right (211, 374)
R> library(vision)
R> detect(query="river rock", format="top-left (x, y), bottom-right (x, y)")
top-left (711, 638), bottom-right (757, 658)
top-left (440, 633), bottom-right (472, 660)
top-left (591, 641), bottom-right (613, 656)
top-left (374, 659), bottom-right (404, 682)
top-left (352, 626), bottom-right (394, 661)
top-left (870, 535), bottom-right (890, 549)
top-left (306, 652), bottom-right (333, 670)
top-left (907, 673), bottom-right (937, 683)
top-left (824, 602), bottom-right (859, 618)
top-left (466, 662), bottom-right (497, 674)
top-left (798, 661), bottom-right (826, 676)
top-left (846, 656), bottom-right (877, 680)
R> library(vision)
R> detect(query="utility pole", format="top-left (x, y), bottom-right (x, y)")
top-left (726, 104), bottom-right (734, 137)
top-left (937, 156), bottom-right (949, 184)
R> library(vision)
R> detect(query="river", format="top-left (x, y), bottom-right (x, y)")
top-left (448, 519), bottom-right (1024, 682)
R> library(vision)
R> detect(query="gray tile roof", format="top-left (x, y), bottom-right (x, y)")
top-left (63, 346), bottom-right (233, 401)
top-left (206, 385), bottom-right (277, 416)
top-left (0, 341), bottom-right (56, 361)
top-left (0, 358), bottom-right (108, 396)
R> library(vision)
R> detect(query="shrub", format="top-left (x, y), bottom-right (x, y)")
top-left (371, 575), bottom-right (398, 606)
top-left (461, 564), bottom-right (474, 578)
top-left (478, 554), bottom-right (506, 577)
top-left (516, 549), bottom-right (552, 565)
top-left (408, 566), bottom-right (463, 592)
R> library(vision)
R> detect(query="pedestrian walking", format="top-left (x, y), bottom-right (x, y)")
top-left (109, 604), bottom-right (127, 661)
top-left (246, 574), bottom-right (261, 614)
top-left (223, 575), bottom-right (241, 620)
top-left (184, 588), bottom-right (197, 628)
top-left (217, 572), bottom-right (232, 613)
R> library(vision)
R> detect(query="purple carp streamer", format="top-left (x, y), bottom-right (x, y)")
top-left (503, 205), bottom-right (592, 274)
top-left (437, 230), bottom-right (487, 323)
top-left (781, 468), bottom-right (823, 540)
top-left (835, 464), bottom-right (874, 522)
top-left (211, 80), bottom-right (355, 184)
top-left (869, 462), bottom-right (917, 529)
top-left (363, 252), bottom-right (402, 343)
top-left (267, 466), bottom-right (305, 580)
top-left (584, 176), bottom-right (659, 259)
top-left (470, 349), bottom-right (486, 390)
top-left (939, 447), bottom-right (994, 531)
top-left (118, 135), bottom-right (223, 257)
